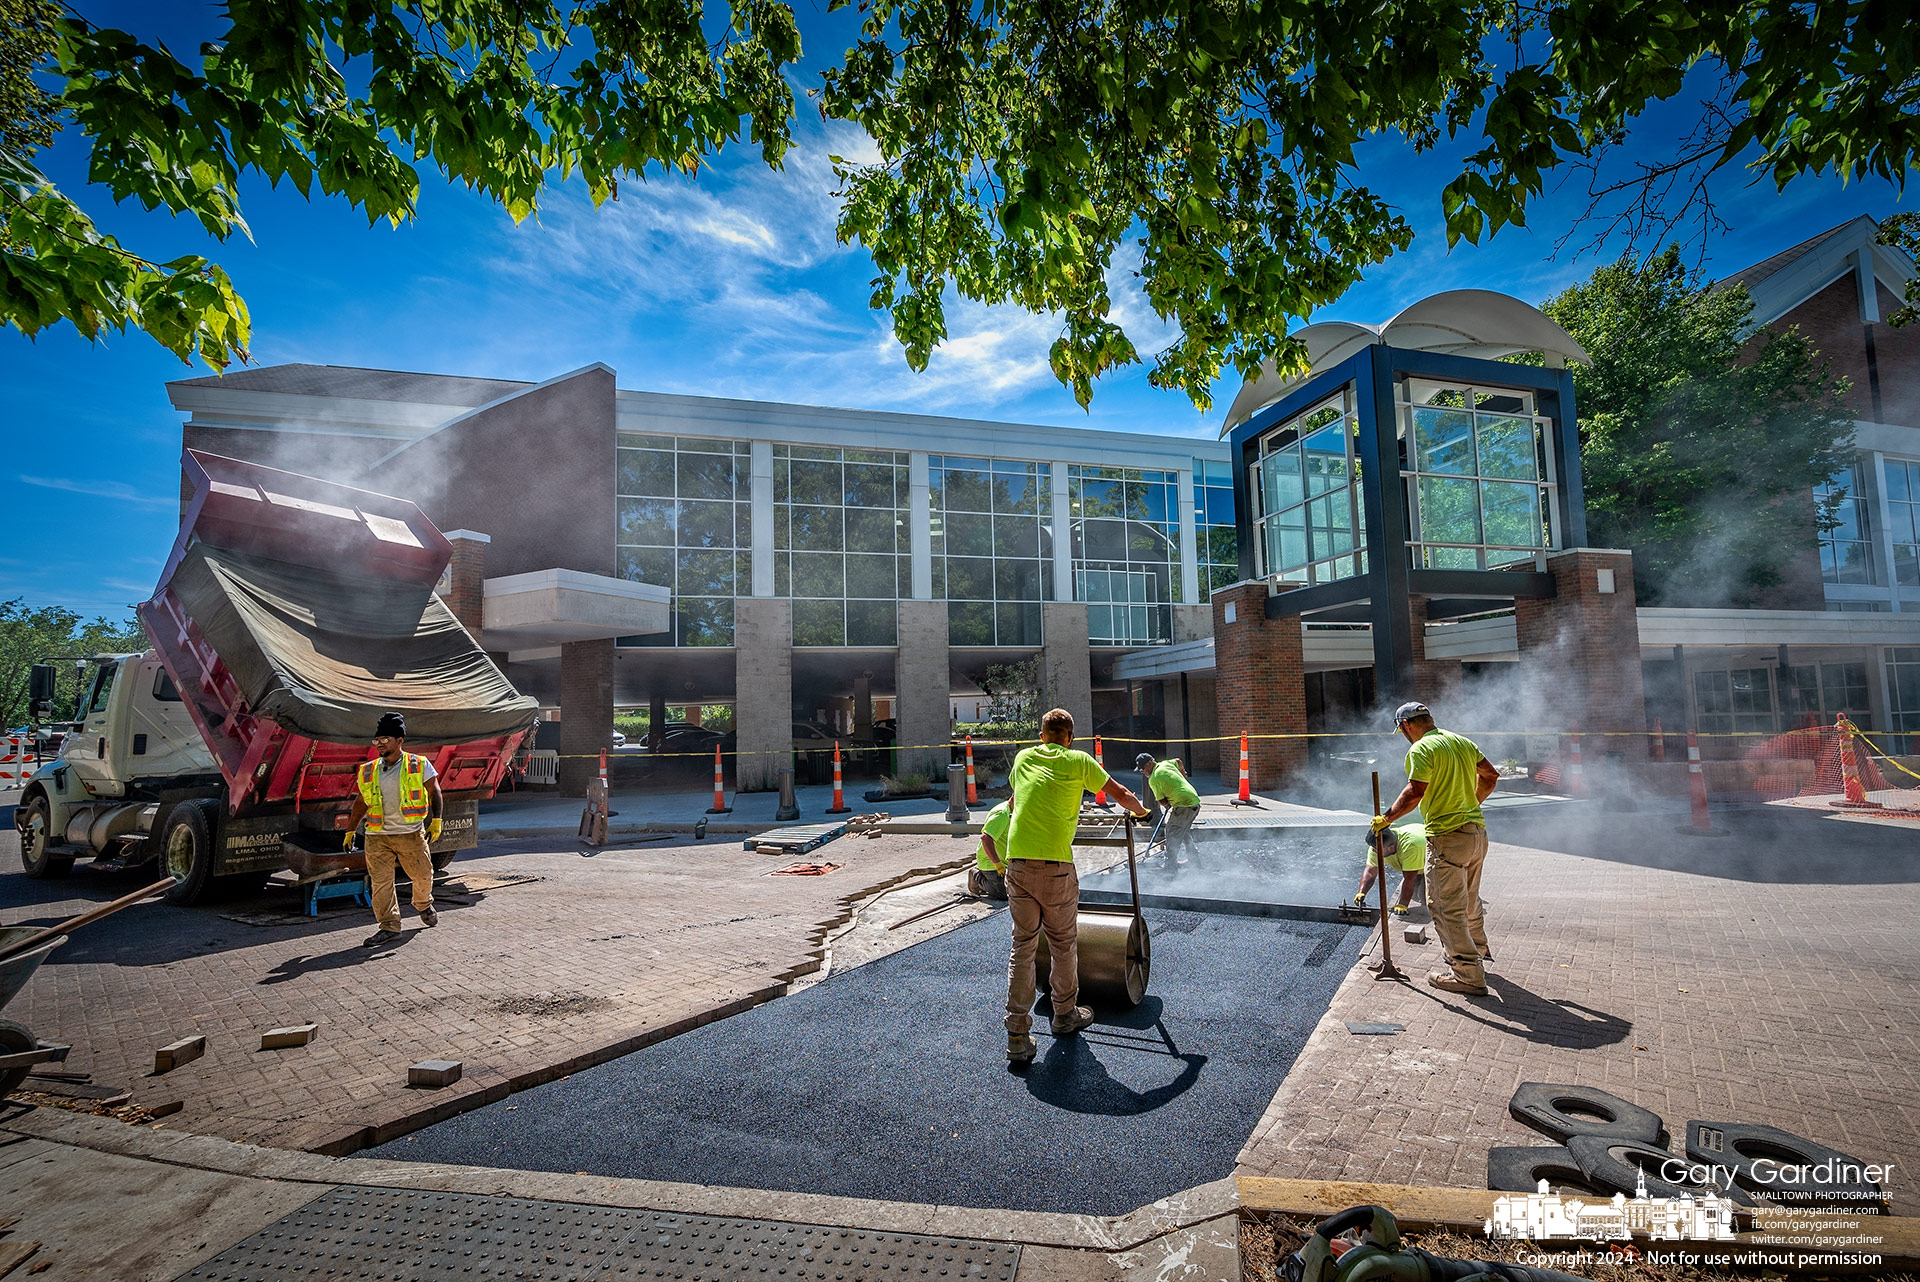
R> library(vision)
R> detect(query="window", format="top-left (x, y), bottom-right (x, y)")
top-left (1251, 390), bottom-right (1365, 586)
top-left (1399, 379), bottom-right (1554, 570)
top-left (1194, 456), bottom-right (1239, 595)
top-left (930, 456), bottom-right (1050, 646)
top-left (1693, 668), bottom-right (1774, 735)
top-left (1891, 647), bottom-right (1920, 734)
top-left (1778, 662), bottom-right (1872, 730)
top-left (1070, 465), bottom-right (1176, 644)
top-left (1884, 458), bottom-right (1920, 587)
top-left (616, 433), bottom-right (749, 646)
top-left (1816, 462), bottom-right (1875, 586)
top-left (776, 446), bottom-right (909, 646)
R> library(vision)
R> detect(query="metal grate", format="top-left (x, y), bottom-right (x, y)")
top-left (176, 1186), bottom-right (1021, 1281)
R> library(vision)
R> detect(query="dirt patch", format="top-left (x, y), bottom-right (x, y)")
top-left (7, 1090), bottom-right (165, 1127)
top-left (486, 992), bottom-right (615, 1018)
top-left (1242, 1211), bottom-right (1919, 1281)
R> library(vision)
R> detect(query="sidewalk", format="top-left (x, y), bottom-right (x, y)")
top-left (479, 780), bottom-right (955, 837)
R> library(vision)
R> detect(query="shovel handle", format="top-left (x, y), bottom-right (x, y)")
top-left (0, 877), bottom-right (176, 965)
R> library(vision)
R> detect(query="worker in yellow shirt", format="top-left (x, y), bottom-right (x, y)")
top-left (969, 800), bottom-right (1011, 900)
top-left (1352, 821), bottom-right (1426, 916)
top-left (1003, 708), bottom-right (1149, 1065)
top-left (1374, 702), bottom-right (1499, 995)
top-left (1135, 752), bottom-right (1201, 866)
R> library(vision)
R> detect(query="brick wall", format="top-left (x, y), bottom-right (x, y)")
top-left (1211, 582), bottom-right (1307, 790)
top-left (442, 535), bottom-right (489, 636)
top-left (1408, 595), bottom-right (1463, 698)
top-left (558, 639), bottom-right (615, 796)
top-left (1514, 549), bottom-right (1647, 734)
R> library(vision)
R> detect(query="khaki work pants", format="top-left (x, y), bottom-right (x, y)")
top-left (1162, 804), bottom-right (1200, 862)
top-left (1004, 859), bottom-right (1080, 1036)
top-left (366, 831), bottom-right (435, 932)
top-left (1425, 823), bottom-right (1490, 987)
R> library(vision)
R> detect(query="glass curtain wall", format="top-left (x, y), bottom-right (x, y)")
top-left (1070, 466), bottom-right (1178, 645)
top-left (1890, 647), bottom-right (1920, 736)
top-left (1817, 462), bottom-right (1876, 586)
top-left (774, 445), bottom-right (909, 646)
top-left (1399, 378), bottom-right (1554, 570)
top-left (617, 433), bottom-right (750, 645)
top-left (1251, 389), bottom-right (1365, 585)
top-left (1194, 457), bottom-right (1239, 594)
top-left (930, 456), bottom-right (1051, 646)
top-left (1882, 458), bottom-right (1919, 587)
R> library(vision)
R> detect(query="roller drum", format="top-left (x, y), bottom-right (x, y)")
top-left (1034, 908), bottom-right (1150, 1008)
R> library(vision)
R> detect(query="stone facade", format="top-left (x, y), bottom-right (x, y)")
top-left (733, 597), bottom-right (794, 792)
top-left (1514, 548), bottom-right (1646, 734)
top-left (557, 639), bottom-right (615, 796)
top-left (1041, 603), bottom-right (1095, 739)
top-left (1211, 581), bottom-right (1307, 790)
top-left (894, 601), bottom-right (950, 782)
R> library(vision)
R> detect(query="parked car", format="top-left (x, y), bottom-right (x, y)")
top-left (611, 729), bottom-right (627, 748)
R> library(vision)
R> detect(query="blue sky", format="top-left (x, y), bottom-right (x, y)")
top-left (2, 3), bottom-right (1910, 618)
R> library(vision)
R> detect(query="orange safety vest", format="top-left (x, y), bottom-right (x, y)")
top-left (357, 752), bottom-right (430, 832)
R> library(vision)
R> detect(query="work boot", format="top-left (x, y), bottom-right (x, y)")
top-left (1426, 970), bottom-right (1488, 995)
top-left (362, 929), bottom-right (403, 949)
top-left (1051, 1004), bottom-right (1096, 1037)
top-left (1007, 1033), bottom-right (1037, 1065)
top-left (419, 907), bottom-right (439, 927)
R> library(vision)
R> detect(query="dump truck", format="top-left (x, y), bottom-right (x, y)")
top-left (11, 451), bottom-right (537, 904)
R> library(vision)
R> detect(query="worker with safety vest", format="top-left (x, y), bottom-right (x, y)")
top-left (346, 712), bottom-right (445, 949)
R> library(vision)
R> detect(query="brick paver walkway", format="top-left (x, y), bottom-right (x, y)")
top-left (1236, 815), bottom-right (1920, 1215)
top-left (1, 831), bottom-right (974, 1155)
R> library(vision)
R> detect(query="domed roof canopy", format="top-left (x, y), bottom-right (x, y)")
top-left (1219, 289), bottom-right (1590, 436)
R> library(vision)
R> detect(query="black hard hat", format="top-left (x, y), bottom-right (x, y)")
top-left (1134, 752), bottom-right (1155, 770)
top-left (375, 712), bottom-right (406, 738)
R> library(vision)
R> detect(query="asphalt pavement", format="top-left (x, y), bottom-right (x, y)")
top-left (375, 907), bottom-right (1362, 1216)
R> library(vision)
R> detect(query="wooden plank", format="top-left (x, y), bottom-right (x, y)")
top-left (0, 1241), bottom-right (39, 1279)
top-left (1237, 1177), bottom-right (1920, 1272)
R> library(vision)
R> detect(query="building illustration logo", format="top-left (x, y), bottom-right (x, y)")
top-left (1486, 1173), bottom-right (1737, 1242)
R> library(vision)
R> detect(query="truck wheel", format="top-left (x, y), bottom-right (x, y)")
top-left (17, 794), bottom-right (71, 879)
top-left (430, 847), bottom-right (459, 872)
top-left (161, 798), bottom-right (220, 905)
top-left (0, 1019), bottom-right (33, 1097)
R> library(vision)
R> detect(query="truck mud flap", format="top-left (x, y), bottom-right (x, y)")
top-left (1509, 1082), bottom-right (1667, 1146)
top-left (1686, 1121), bottom-right (1886, 1208)
top-left (433, 799), bottom-right (480, 853)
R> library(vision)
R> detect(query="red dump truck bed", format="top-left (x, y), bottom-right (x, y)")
top-left (138, 451), bottom-right (536, 844)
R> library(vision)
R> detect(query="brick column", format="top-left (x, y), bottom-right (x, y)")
top-left (1514, 549), bottom-right (1645, 733)
top-left (558, 639), bottom-right (615, 796)
top-left (1408, 595), bottom-right (1462, 700)
top-left (440, 530), bottom-right (490, 637)
top-left (1211, 581), bottom-right (1307, 790)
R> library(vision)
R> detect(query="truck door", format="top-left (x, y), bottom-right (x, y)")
top-left (124, 657), bottom-right (218, 781)
top-left (66, 659), bottom-right (124, 798)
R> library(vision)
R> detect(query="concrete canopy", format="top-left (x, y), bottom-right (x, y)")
top-left (482, 568), bottom-right (671, 648)
top-left (1219, 289), bottom-right (1592, 435)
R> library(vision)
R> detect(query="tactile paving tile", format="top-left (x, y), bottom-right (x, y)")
top-left (176, 1185), bottom-right (1021, 1281)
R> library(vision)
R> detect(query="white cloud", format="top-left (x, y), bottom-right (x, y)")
top-left (18, 476), bottom-right (175, 510)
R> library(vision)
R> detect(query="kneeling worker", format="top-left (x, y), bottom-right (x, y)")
top-left (1352, 821), bottom-right (1426, 915)
top-left (969, 799), bottom-right (1011, 900)
top-left (1135, 753), bottom-right (1201, 865)
top-left (1004, 708), bottom-right (1149, 1065)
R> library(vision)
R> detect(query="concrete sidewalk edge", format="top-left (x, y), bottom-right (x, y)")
top-left (1, 1106), bottom-right (1239, 1253)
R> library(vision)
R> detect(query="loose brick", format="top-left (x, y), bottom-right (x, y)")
top-left (408, 1060), bottom-right (463, 1089)
top-left (152, 1035), bottom-right (206, 1074)
top-left (259, 1024), bottom-right (319, 1051)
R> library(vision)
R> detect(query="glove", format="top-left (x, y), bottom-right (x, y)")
top-left (342, 830), bottom-right (356, 851)
top-left (1369, 814), bottom-right (1391, 834)
top-left (428, 817), bottom-right (443, 843)
top-left (1389, 904), bottom-right (1409, 917)
top-left (1352, 891), bottom-right (1368, 907)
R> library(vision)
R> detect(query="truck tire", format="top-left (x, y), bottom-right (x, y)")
top-left (430, 846), bottom-right (459, 872)
top-left (17, 793), bottom-right (72, 879)
top-left (0, 1019), bottom-right (34, 1097)
top-left (160, 798), bottom-right (221, 905)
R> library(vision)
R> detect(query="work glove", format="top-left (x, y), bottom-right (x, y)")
top-left (1389, 904), bottom-right (1409, 917)
top-left (1352, 891), bottom-right (1368, 907)
top-left (342, 829), bottom-right (356, 851)
top-left (428, 817), bottom-right (443, 843)
top-left (1369, 814), bottom-right (1391, 834)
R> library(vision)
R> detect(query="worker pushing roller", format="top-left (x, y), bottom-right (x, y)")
top-left (1373, 701), bottom-right (1499, 995)
top-left (1001, 708), bottom-right (1149, 1066)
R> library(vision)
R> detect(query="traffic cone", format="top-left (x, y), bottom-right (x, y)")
top-left (1836, 713), bottom-right (1874, 806)
top-left (706, 744), bottom-right (731, 814)
top-left (964, 734), bottom-right (978, 806)
top-left (1094, 736), bottom-right (1109, 806)
top-left (1234, 732), bottom-right (1252, 804)
top-left (1651, 719), bottom-right (1666, 762)
top-left (1685, 730), bottom-right (1712, 831)
top-left (1568, 731), bottom-right (1586, 796)
top-left (826, 741), bottom-right (851, 814)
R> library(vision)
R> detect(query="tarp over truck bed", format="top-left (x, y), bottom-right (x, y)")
top-left (167, 542), bottom-right (536, 747)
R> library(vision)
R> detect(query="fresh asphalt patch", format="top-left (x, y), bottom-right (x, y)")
top-left (374, 908), bottom-right (1363, 1216)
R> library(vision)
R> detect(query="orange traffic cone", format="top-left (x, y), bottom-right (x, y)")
top-left (1684, 730), bottom-right (1714, 833)
top-left (1093, 736), bottom-right (1109, 806)
top-left (1836, 713), bottom-right (1875, 807)
top-left (706, 744), bottom-right (730, 814)
top-left (1233, 732), bottom-right (1253, 804)
top-left (964, 734), bottom-right (978, 806)
top-left (826, 741), bottom-right (851, 814)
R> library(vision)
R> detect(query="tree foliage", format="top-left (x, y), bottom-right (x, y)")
top-left (0, 598), bottom-right (148, 727)
top-left (3, 0), bottom-right (800, 368)
top-left (1537, 248), bottom-right (1855, 607)
top-left (0, 0), bottom-right (59, 164)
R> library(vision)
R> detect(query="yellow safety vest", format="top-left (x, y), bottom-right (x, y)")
top-left (357, 752), bottom-right (430, 832)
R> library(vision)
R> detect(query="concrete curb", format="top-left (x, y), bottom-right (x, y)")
top-left (1, 1106), bottom-right (1238, 1253)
